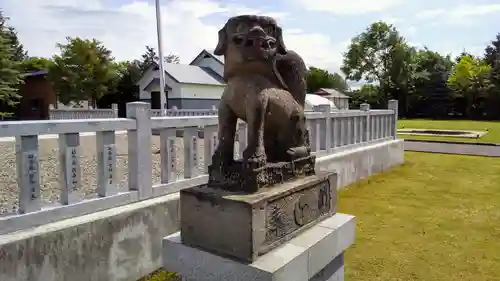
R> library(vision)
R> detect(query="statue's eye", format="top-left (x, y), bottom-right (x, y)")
top-left (263, 25), bottom-right (275, 36)
top-left (235, 22), bottom-right (248, 33)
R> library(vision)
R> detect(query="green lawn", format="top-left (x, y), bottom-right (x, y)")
top-left (341, 152), bottom-right (500, 281)
top-left (141, 152), bottom-right (500, 281)
top-left (398, 119), bottom-right (500, 143)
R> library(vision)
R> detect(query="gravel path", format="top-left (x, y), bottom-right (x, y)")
top-left (0, 134), bottom-right (226, 214)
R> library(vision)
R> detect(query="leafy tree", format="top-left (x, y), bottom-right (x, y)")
top-left (0, 11), bottom-right (27, 61)
top-left (0, 10), bottom-right (22, 118)
top-left (306, 67), bottom-right (348, 93)
top-left (341, 21), bottom-right (420, 115)
top-left (138, 45), bottom-right (180, 74)
top-left (113, 60), bottom-right (142, 97)
top-left (22, 56), bottom-right (53, 72)
top-left (484, 33), bottom-right (500, 66)
top-left (49, 37), bottom-right (118, 107)
top-left (447, 55), bottom-right (492, 119)
top-left (407, 48), bottom-right (455, 118)
top-left (347, 84), bottom-right (383, 108)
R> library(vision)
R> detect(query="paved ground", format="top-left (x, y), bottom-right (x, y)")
top-left (403, 139), bottom-right (500, 157)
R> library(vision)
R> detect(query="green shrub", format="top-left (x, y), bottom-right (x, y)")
top-left (138, 268), bottom-right (180, 281)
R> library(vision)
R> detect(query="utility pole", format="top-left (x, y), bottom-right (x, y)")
top-left (155, 0), bottom-right (167, 116)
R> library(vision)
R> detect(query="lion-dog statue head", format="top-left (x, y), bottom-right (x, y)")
top-left (213, 15), bottom-right (288, 83)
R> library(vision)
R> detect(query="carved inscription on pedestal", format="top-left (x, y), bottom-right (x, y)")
top-left (265, 180), bottom-right (331, 243)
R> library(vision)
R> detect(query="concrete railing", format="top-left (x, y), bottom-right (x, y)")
top-left (49, 104), bottom-right (119, 119)
top-left (0, 100), bottom-right (398, 235)
top-left (49, 104), bottom-right (219, 119)
top-left (150, 106), bottom-right (218, 117)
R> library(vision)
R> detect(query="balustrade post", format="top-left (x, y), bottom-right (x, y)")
top-left (388, 100), bottom-right (398, 139)
top-left (59, 133), bottom-right (82, 204)
top-left (96, 131), bottom-right (117, 197)
top-left (112, 103), bottom-right (119, 118)
top-left (127, 102), bottom-right (152, 199)
top-left (360, 103), bottom-right (370, 141)
top-left (16, 135), bottom-right (41, 213)
top-left (315, 104), bottom-right (332, 151)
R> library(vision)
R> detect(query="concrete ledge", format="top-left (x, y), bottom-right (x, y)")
top-left (163, 214), bottom-right (356, 281)
top-left (0, 193), bottom-right (180, 281)
top-left (404, 139), bottom-right (500, 157)
top-left (316, 139), bottom-right (404, 188)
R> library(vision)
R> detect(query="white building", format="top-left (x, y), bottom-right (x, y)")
top-left (137, 50), bottom-right (225, 109)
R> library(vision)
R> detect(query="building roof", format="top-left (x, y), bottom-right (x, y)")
top-left (163, 63), bottom-right (225, 86)
top-left (305, 94), bottom-right (338, 111)
top-left (206, 50), bottom-right (224, 64)
top-left (315, 88), bottom-right (349, 98)
top-left (24, 70), bottom-right (49, 77)
top-left (189, 49), bottom-right (224, 65)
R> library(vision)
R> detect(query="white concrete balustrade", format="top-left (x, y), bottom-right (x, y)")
top-left (49, 104), bottom-right (119, 119)
top-left (49, 104), bottom-right (219, 119)
top-left (0, 100), bottom-right (398, 235)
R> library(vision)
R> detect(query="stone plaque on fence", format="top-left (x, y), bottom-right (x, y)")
top-left (23, 151), bottom-right (40, 202)
top-left (61, 146), bottom-right (81, 204)
top-left (103, 144), bottom-right (116, 189)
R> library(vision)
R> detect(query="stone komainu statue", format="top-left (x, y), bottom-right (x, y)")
top-left (211, 15), bottom-right (311, 166)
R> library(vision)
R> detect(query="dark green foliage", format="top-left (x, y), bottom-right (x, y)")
top-left (342, 21), bottom-right (500, 120)
top-left (0, 10), bottom-right (22, 117)
top-left (307, 67), bottom-right (348, 93)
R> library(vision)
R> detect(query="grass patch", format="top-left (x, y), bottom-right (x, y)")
top-left (139, 152), bottom-right (500, 281)
top-left (340, 152), bottom-right (500, 281)
top-left (397, 119), bottom-right (500, 143)
top-left (138, 269), bottom-right (179, 281)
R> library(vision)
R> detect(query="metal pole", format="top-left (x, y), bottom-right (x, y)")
top-left (155, 0), bottom-right (167, 116)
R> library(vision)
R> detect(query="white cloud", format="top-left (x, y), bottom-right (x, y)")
top-left (282, 29), bottom-right (346, 73)
top-left (2, 0), bottom-right (341, 72)
top-left (415, 4), bottom-right (500, 25)
top-left (295, 0), bottom-right (401, 15)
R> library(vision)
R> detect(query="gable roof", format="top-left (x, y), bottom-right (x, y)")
top-left (315, 88), bottom-right (349, 98)
top-left (189, 49), bottom-right (224, 65)
top-left (163, 63), bottom-right (224, 86)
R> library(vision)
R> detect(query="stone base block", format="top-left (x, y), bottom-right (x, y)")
top-left (180, 172), bottom-right (337, 262)
top-left (163, 213), bottom-right (356, 281)
top-left (208, 155), bottom-right (316, 192)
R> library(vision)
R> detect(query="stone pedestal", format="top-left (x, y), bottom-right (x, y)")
top-left (163, 213), bottom-right (356, 281)
top-left (180, 172), bottom-right (337, 262)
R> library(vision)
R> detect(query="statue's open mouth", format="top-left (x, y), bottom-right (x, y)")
top-left (232, 35), bottom-right (276, 51)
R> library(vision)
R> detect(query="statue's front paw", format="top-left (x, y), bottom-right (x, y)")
top-left (243, 148), bottom-right (267, 165)
top-left (211, 150), bottom-right (234, 168)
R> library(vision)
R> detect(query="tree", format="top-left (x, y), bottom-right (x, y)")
top-left (483, 33), bottom-right (500, 119)
top-left (407, 48), bottom-right (455, 118)
top-left (138, 45), bottom-right (180, 74)
top-left (447, 55), bottom-right (492, 119)
top-left (0, 11), bottom-right (27, 61)
top-left (0, 10), bottom-right (22, 118)
top-left (113, 60), bottom-right (142, 97)
top-left (306, 67), bottom-right (348, 93)
top-left (347, 84), bottom-right (383, 108)
top-left (22, 56), bottom-right (53, 72)
top-left (49, 37), bottom-right (118, 107)
top-left (484, 33), bottom-right (500, 66)
top-left (341, 21), bottom-right (416, 113)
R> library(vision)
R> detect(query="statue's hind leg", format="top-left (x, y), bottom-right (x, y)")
top-left (286, 111), bottom-right (311, 159)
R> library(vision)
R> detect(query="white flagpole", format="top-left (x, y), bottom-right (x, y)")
top-left (155, 0), bottom-right (167, 116)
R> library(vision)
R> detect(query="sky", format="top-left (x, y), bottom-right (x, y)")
top-left (2, 0), bottom-right (500, 75)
